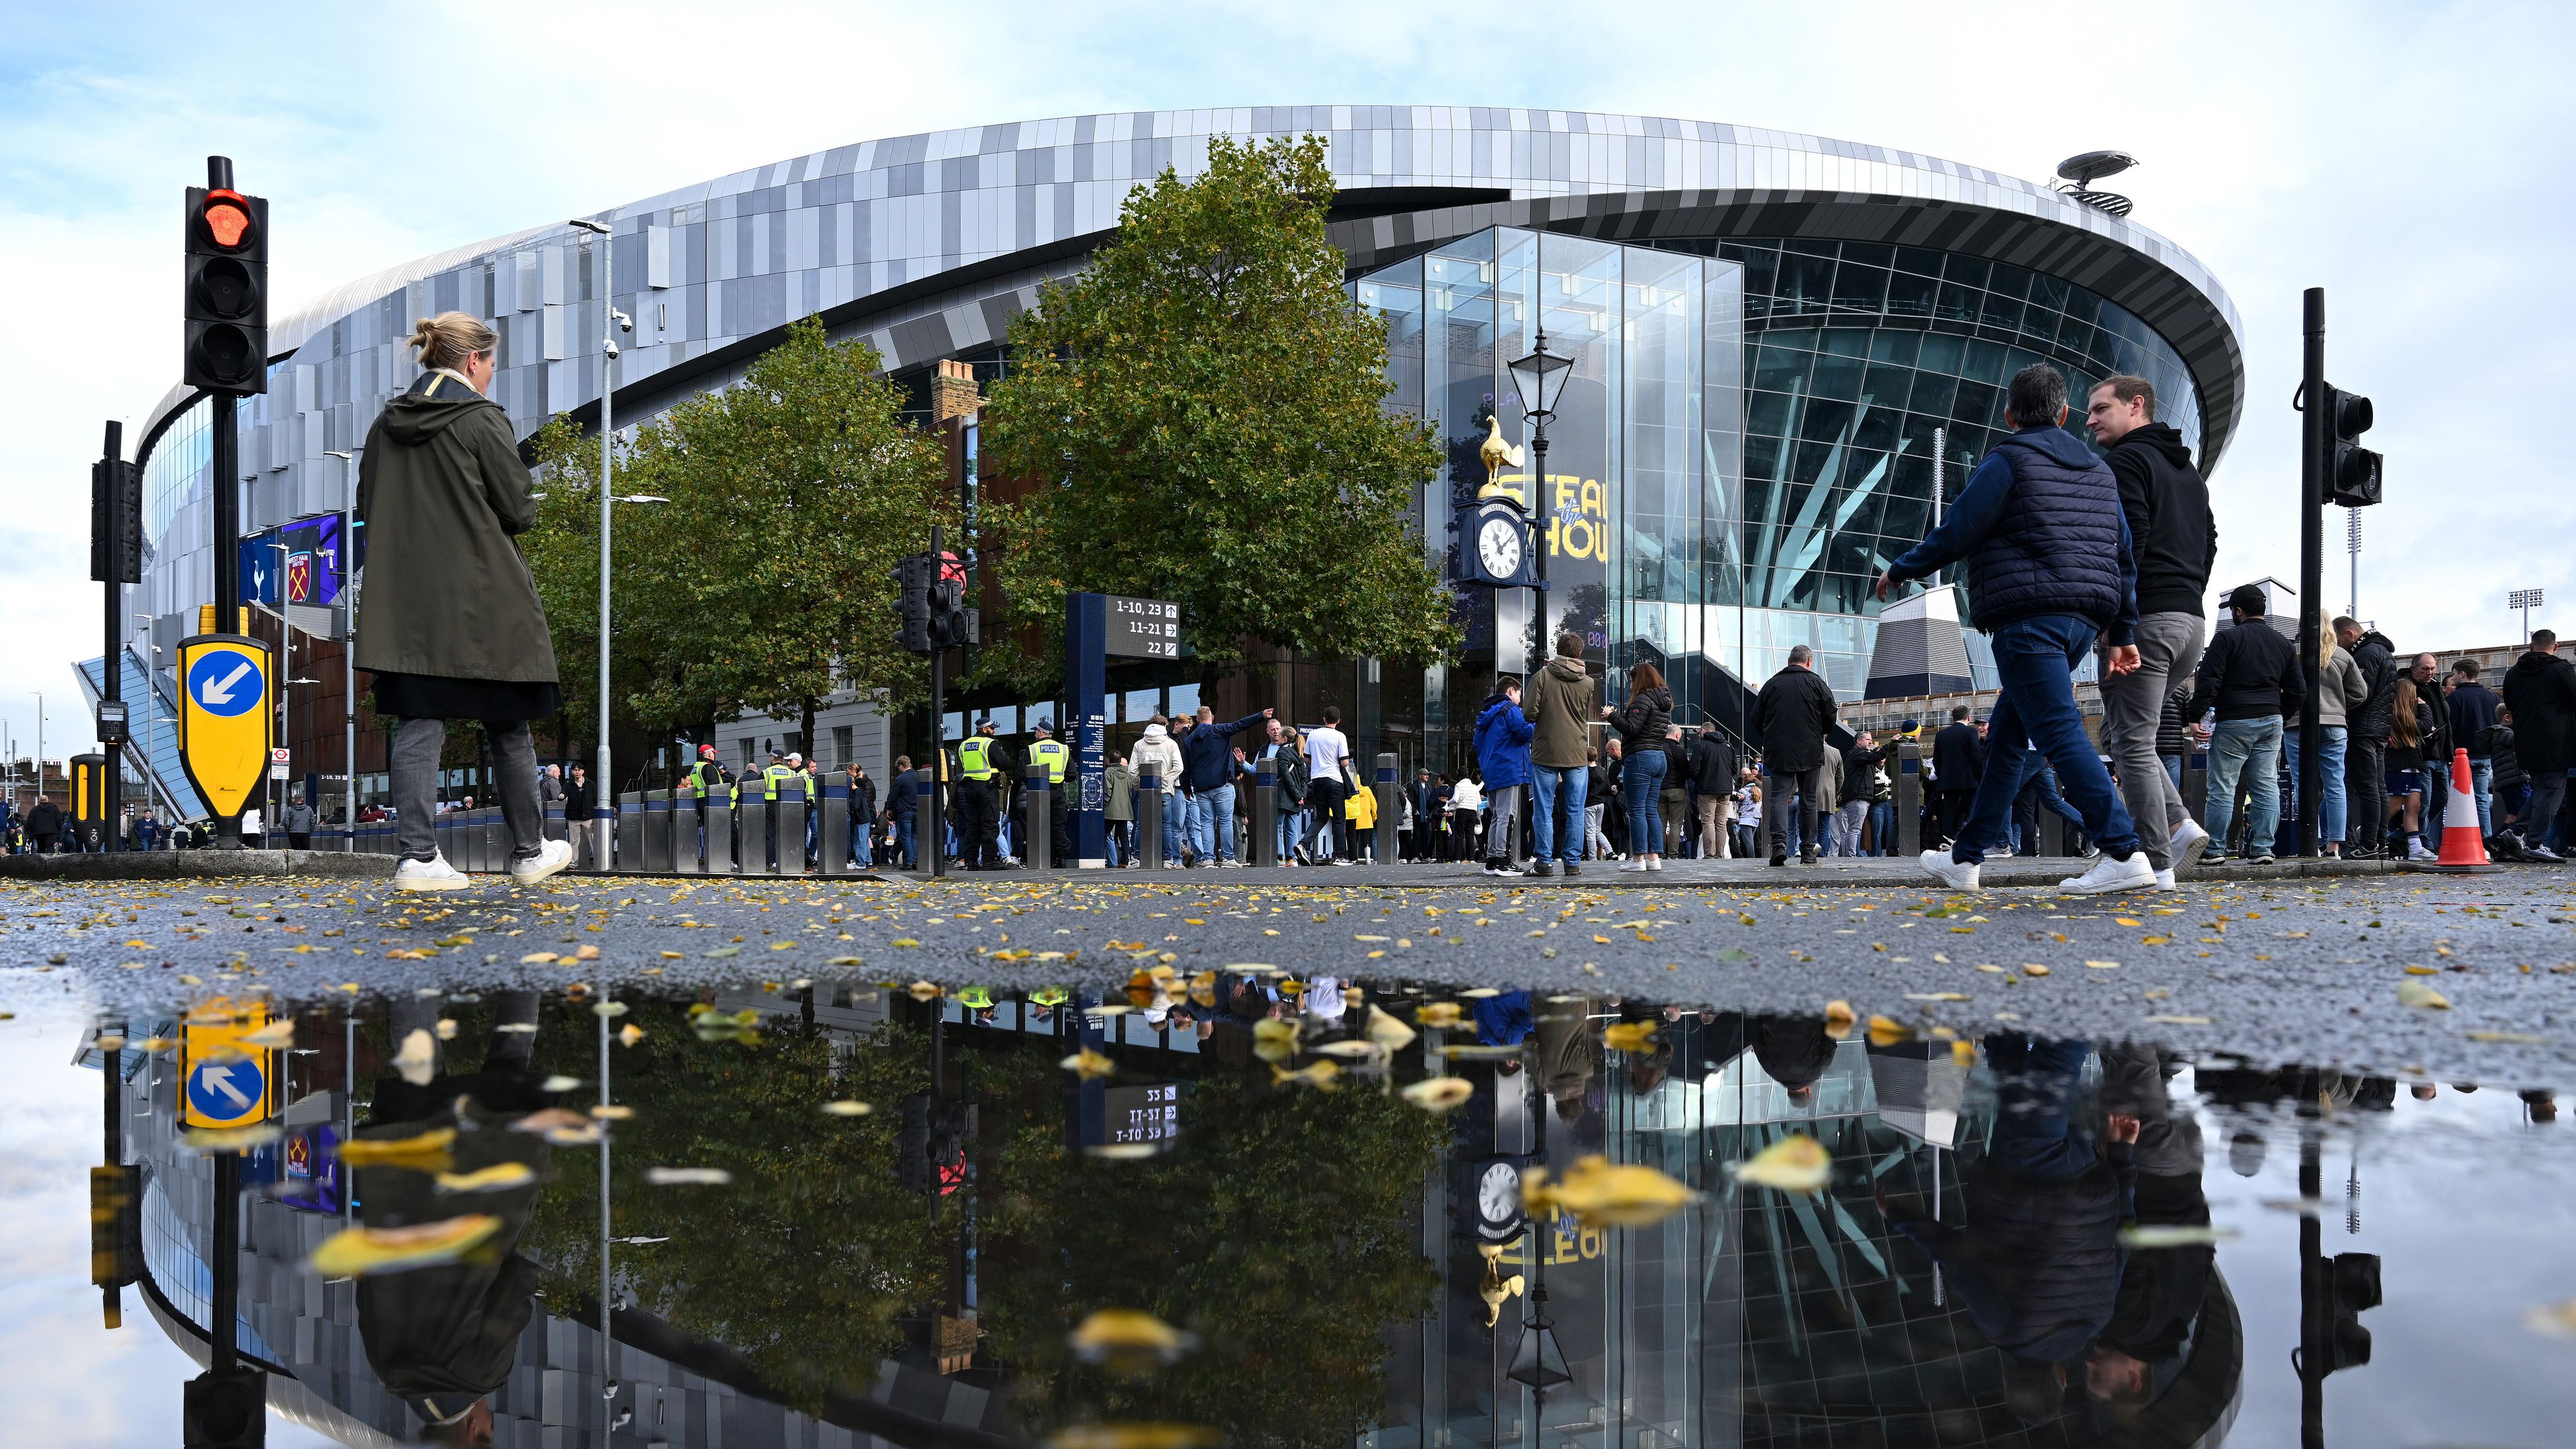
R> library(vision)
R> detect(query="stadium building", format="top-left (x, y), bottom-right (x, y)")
top-left (94, 108), bottom-right (2243, 818)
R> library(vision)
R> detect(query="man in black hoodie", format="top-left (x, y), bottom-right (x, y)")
top-left (2337, 618), bottom-right (2399, 856)
top-left (2187, 585), bottom-right (2304, 863)
top-left (2501, 629), bottom-right (2576, 861)
top-left (2088, 375), bottom-right (2216, 882)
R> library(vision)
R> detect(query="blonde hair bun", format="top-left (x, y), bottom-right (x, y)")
top-left (411, 311), bottom-right (498, 372)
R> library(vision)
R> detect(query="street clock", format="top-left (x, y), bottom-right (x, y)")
top-left (1457, 497), bottom-right (1544, 590)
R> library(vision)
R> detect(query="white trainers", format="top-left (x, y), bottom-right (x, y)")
top-left (1919, 849), bottom-right (1981, 892)
top-left (2406, 838), bottom-right (2437, 861)
top-left (2153, 867), bottom-right (2178, 890)
top-left (2169, 819), bottom-right (2211, 871)
top-left (393, 852), bottom-right (472, 892)
top-left (509, 838), bottom-right (576, 886)
top-left (2060, 851), bottom-right (2157, 895)
top-left (1619, 860), bottom-right (1651, 873)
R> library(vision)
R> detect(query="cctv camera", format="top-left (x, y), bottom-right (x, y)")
top-left (613, 309), bottom-right (634, 333)
top-left (604, 341), bottom-right (622, 360)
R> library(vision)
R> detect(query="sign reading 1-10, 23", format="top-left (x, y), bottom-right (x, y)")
top-left (1104, 596), bottom-right (1183, 660)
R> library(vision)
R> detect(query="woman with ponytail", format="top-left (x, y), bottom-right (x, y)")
top-left (356, 311), bottom-right (573, 890)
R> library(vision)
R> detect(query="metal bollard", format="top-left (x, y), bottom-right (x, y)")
top-left (737, 788), bottom-right (770, 875)
top-left (819, 777), bottom-right (849, 877)
top-left (1250, 757), bottom-right (1277, 867)
top-left (1377, 753), bottom-right (1399, 867)
top-left (484, 806), bottom-right (505, 873)
top-left (704, 789), bottom-right (735, 875)
top-left (435, 808), bottom-right (456, 869)
top-left (617, 792), bottom-right (643, 873)
top-left (912, 768), bottom-right (937, 873)
top-left (777, 782), bottom-right (808, 875)
top-left (673, 785), bottom-right (702, 874)
top-left (543, 798), bottom-right (566, 844)
top-left (1897, 739), bottom-right (1923, 857)
top-left (1024, 763), bottom-right (1053, 870)
top-left (2184, 749), bottom-right (2209, 826)
top-left (1138, 765), bottom-right (1165, 869)
top-left (643, 789), bottom-right (673, 871)
top-left (2040, 805), bottom-right (2065, 858)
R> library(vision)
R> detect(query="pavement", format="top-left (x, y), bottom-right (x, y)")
top-left (8, 858), bottom-right (2575, 1089)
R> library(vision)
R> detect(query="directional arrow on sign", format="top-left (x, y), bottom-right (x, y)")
top-left (199, 660), bottom-right (254, 706)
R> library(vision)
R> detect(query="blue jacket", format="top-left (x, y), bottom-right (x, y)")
top-left (1177, 712), bottom-right (1268, 793)
top-left (1474, 692), bottom-right (1536, 790)
top-left (1889, 425), bottom-right (2139, 645)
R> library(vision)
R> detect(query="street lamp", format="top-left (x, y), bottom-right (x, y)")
top-left (1505, 331), bottom-right (1574, 659)
top-left (569, 217), bottom-right (633, 868)
top-left (2510, 588), bottom-right (2544, 645)
top-left (327, 449), bottom-right (360, 843)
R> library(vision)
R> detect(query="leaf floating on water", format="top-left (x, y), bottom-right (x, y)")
top-left (1415, 1002), bottom-right (1464, 1028)
top-left (2524, 1298), bottom-right (2576, 1338)
top-left (1364, 1005), bottom-right (1418, 1051)
top-left (1083, 1143), bottom-right (1163, 1161)
top-left (1950, 1039), bottom-right (1977, 1068)
top-left (1438, 1044), bottom-right (1527, 1059)
top-left (1601, 1021), bottom-right (1658, 1051)
top-left (541, 1076), bottom-right (585, 1093)
top-left (182, 1124), bottom-right (285, 1153)
top-left (820, 1099), bottom-right (873, 1116)
top-left (1271, 1060), bottom-right (1342, 1090)
top-left (1732, 1134), bottom-right (1832, 1192)
top-left (1068, 1308), bottom-right (1199, 1371)
top-left (511, 1108), bottom-right (588, 1135)
top-left (1061, 1050), bottom-right (1117, 1081)
top-left (1312, 1039), bottom-right (1383, 1060)
top-left (1526, 1155), bottom-right (1699, 1226)
top-left (2023, 965), bottom-right (2052, 977)
top-left (1047, 1424), bottom-right (1221, 1449)
top-left (590, 1104), bottom-right (635, 1121)
top-left (340, 1127), bottom-right (458, 1168)
top-left (645, 1167), bottom-right (733, 1186)
top-left (591, 1000), bottom-right (629, 1018)
top-left (907, 979), bottom-right (942, 1000)
top-left (545, 1124), bottom-right (606, 1146)
top-left (237, 1018), bottom-right (297, 1050)
top-left (2397, 980), bottom-right (2451, 1010)
top-left (618, 1023), bottom-right (645, 1047)
top-left (1866, 1016), bottom-right (1913, 1047)
top-left (1823, 1000), bottom-right (1858, 1038)
top-left (1459, 986), bottom-right (1502, 999)
top-left (2119, 1224), bottom-right (2239, 1248)
top-left (1715, 946), bottom-right (1750, 961)
top-left (574, 945), bottom-right (600, 961)
top-left (495, 1021), bottom-right (539, 1034)
top-left (309, 1216), bottom-right (502, 1277)
top-left (1401, 1077), bottom-right (1476, 1112)
top-left (434, 1018), bottom-right (460, 1040)
top-left (1252, 1018), bottom-right (1303, 1063)
top-left (434, 1163), bottom-right (537, 1195)
top-left (392, 1029), bottom-right (437, 1086)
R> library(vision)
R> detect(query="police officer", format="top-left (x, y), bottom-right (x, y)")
top-left (955, 718), bottom-right (1012, 870)
top-left (686, 745), bottom-right (731, 865)
top-left (800, 755), bottom-right (826, 866)
top-left (1024, 717), bottom-right (1073, 867)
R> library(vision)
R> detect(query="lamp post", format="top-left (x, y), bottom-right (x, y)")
top-left (1505, 329), bottom-right (1574, 662)
top-left (2510, 588), bottom-right (2544, 646)
top-left (569, 217), bottom-right (634, 867)
top-left (326, 449), bottom-right (361, 843)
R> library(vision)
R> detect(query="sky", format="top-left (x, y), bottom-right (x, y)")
top-left (2, 0), bottom-right (2569, 769)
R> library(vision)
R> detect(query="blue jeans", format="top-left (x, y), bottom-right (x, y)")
top-left (1951, 615), bottom-right (2139, 865)
top-left (1278, 808), bottom-right (1305, 863)
top-left (1624, 747), bottom-right (1668, 854)
top-left (1187, 782), bottom-right (1238, 863)
top-left (2163, 755), bottom-right (2184, 794)
top-left (896, 815), bottom-right (916, 869)
top-left (1870, 800), bottom-right (1894, 854)
top-left (2284, 726), bottom-right (2351, 845)
top-left (1159, 793), bottom-right (1187, 863)
top-left (1529, 765), bottom-right (1587, 865)
top-left (2467, 757), bottom-right (2494, 837)
top-left (2204, 716), bottom-right (2283, 856)
top-left (1985, 1035), bottom-right (2097, 1180)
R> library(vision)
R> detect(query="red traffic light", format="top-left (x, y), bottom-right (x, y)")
top-left (198, 189), bottom-right (257, 251)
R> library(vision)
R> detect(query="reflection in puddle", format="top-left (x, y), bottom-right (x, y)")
top-left (55, 977), bottom-right (2576, 1446)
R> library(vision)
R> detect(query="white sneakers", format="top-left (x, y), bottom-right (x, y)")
top-left (2059, 851), bottom-right (2157, 895)
top-left (2406, 838), bottom-right (2438, 861)
top-left (1919, 849), bottom-right (1981, 892)
top-left (393, 852), bottom-right (472, 892)
top-left (510, 838), bottom-right (576, 886)
top-left (2153, 867), bottom-right (2178, 891)
top-left (2169, 819), bottom-right (2211, 871)
top-left (1619, 860), bottom-right (1651, 873)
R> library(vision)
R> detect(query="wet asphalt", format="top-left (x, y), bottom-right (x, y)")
top-left (9, 865), bottom-right (2576, 1088)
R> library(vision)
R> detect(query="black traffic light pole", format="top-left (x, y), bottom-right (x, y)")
top-left (97, 421), bottom-right (127, 851)
top-left (927, 524), bottom-right (947, 879)
top-left (2297, 288), bottom-right (2326, 859)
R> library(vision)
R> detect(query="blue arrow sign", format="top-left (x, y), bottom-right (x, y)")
top-left (186, 1057), bottom-right (267, 1124)
top-left (186, 647), bottom-right (264, 718)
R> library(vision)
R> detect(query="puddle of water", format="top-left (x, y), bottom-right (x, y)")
top-left (3, 973), bottom-right (2571, 1448)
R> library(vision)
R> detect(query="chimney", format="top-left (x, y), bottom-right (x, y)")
top-left (932, 358), bottom-right (979, 423)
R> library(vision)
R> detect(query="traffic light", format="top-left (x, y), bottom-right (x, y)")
top-left (91, 456), bottom-right (140, 585)
top-left (929, 550), bottom-right (979, 649)
top-left (2326, 386), bottom-right (2380, 508)
top-left (2322, 1250), bottom-right (2381, 1372)
top-left (894, 552), bottom-right (934, 655)
top-left (184, 158), bottom-right (268, 395)
top-left (182, 1366), bottom-right (266, 1448)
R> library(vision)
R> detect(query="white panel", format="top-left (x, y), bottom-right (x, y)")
top-left (542, 246), bottom-right (567, 306)
top-left (646, 225), bottom-right (672, 289)
top-left (514, 252), bottom-right (539, 312)
top-left (542, 305), bottom-right (568, 362)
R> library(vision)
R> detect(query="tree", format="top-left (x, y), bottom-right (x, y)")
top-left (977, 134), bottom-right (1457, 694)
top-left (522, 320), bottom-right (956, 756)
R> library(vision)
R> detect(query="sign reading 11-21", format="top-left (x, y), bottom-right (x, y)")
top-left (1104, 596), bottom-right (1183, 659)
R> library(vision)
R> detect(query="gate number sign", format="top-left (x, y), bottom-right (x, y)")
top-left (1104, 596), bottom-right (1182, 659)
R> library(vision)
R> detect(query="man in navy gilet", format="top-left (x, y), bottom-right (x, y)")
top-left (1877, 364), bottom-right (2155, 895)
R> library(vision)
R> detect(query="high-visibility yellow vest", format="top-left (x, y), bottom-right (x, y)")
top-left (690, 761), bottom-right (726, 794)
top-left (959, 737), bottom-right (997, 781)
top-left (761, 764), bottom-right (798, 800)
top-left (1028, 737), bottom-right (1068, 784)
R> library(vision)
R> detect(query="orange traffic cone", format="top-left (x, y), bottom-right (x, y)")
top-left (2418, 747), bottom-right (2502, 873)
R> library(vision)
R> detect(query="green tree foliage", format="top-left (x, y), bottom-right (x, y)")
top-left (979, 134), bottom-right (1457, 694)
top-left (521, 320), bottom-right (955, 752)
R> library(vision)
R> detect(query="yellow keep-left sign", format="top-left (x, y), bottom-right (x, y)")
top-left (180, 997), bottom-right (276, 1130)
top-left (176, 633), bottom-right (271, 822)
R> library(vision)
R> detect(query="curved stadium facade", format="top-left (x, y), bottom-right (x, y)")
top-left (114, 107), bottom-right (2243, 810)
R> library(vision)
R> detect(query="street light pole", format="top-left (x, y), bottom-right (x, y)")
top-left (570, 218), bottom-right (631, 869)
top-left (327, 449), bottom-right (359, 846)
top-left (2510, 588), bottom-right (2544, 647)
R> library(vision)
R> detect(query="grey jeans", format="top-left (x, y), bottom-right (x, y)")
top-left (2101, 610), bottom-right (2203, 870)
top-left (394, 716), bottom-right (544, 864)
top-left (1764, 765), bottom-right (1823, 856)
top-left (1484, 784), bottom-right (1523, 861)
top-left (1835, 800), bottom-right (1870, 855)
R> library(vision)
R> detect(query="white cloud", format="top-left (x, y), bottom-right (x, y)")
top-left (5, 0), bottom-right (2569, 755)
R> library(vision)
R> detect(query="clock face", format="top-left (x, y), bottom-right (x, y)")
top-left (1479, 1162), bottom-right (1522, 1224)
top-left (1477, 515), bottom-right (1523, 581)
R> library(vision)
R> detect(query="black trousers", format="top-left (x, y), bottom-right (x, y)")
top-left (2347, 737), bottom-right (2387, 852)
top-left (1937, 790), bottom-right (1978, 848)
top-left (956, 780), bottom-right (1002, 868)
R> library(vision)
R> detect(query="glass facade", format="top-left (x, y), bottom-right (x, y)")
top-left (1362, 233), bottom-right (2202, 755)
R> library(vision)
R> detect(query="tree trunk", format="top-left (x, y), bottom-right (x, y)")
top-left (802, 696), bottom-right (820, 765)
